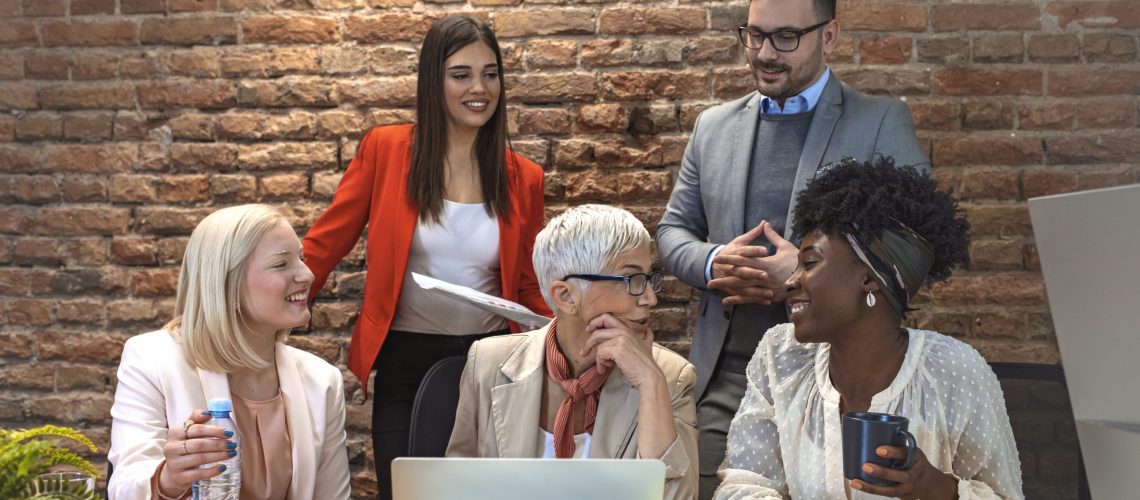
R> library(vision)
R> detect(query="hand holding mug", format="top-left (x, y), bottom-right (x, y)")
top-left (158, 409), bottom-right (236, 495)
top-left (850, 445), bottom-right (959, 500)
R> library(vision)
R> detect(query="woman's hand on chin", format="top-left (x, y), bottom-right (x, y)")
top-left (850, 445), bottom-right (959, 500)
top-left (580, 313), bottom-right (663, 390)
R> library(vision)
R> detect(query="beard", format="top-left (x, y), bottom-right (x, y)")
top-left (749, 45), bottom-right (825, 101)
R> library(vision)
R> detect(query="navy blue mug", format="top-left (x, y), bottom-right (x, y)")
top-left (841, 412), bottom-right (917, 485)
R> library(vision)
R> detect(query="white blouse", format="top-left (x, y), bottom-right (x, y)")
top-left (716, 324), bottom-right (1023, 500)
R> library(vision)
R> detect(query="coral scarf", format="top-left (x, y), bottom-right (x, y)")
top-left (544, 320), bottom-right (612, 458)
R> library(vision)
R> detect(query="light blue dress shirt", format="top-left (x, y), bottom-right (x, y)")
top-left (703, 68), bottom-right (832, 282)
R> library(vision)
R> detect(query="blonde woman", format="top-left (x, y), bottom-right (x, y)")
top-left (108, 204), bottom-right (350, 499)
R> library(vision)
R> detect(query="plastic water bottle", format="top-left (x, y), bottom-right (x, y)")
top-left (192, 398), bottom-right (241, 500)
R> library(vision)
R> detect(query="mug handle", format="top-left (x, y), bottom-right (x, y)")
top-left (894, 430), bottom-right (917, 470)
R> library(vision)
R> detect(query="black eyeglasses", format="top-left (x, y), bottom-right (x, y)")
top-left (737, 19), bottom-right (832, 52)
top-left (563, 271), bottom-right (665, 296)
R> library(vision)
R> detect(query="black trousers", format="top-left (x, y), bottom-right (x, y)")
top-left (371, 329), bottom-right (505, 500)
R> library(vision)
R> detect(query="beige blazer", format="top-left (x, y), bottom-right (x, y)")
top-left (446, 324), bottom-right (699, 500)
top-left (107, 330), bottom-right (351, 499)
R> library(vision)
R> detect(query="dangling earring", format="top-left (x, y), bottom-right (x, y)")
top-left (865, 291), bottom-right (876, 308)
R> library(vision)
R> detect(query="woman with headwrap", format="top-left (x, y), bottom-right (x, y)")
top-left (714, 157), bottom-right (1023, 500)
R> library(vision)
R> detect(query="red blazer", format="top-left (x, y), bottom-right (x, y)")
top-left (303, 124), bottom-right (552, 386)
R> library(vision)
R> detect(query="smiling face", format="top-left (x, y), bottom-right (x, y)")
top-left (744, 0), bottom-right (837, 102)
top-left (785, 231), bottom-right (872, 343)
top-left (571, 244), bottom-right (658, 335)
top-left (442, 41), bottom-right (501, 135)
top-left (238, 220), bottom-right (314, 338)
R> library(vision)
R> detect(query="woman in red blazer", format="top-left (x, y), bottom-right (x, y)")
top-left (301, 16), bottom-right (550, 498)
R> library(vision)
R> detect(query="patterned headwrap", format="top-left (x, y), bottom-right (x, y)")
top-left (844, 221), bottom-right (936, 317)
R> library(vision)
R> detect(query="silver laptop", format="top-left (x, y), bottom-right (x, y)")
top-left (391, 458), bottom-right (666, 500)
top-left (1028, 183), bottom-right (1140, 499)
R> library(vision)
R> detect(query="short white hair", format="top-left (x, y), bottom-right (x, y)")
top-left (165, 203), bottom-right (291, 373)
top-left (532, 204), bottom-right (650, 310)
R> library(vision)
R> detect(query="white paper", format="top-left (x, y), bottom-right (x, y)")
top-left (411, 272), bottom-right (551, 330)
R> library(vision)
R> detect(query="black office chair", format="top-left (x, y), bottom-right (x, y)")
top-left (989, 362), bottom-right (1090, 500)
top-left (408, 355), bottom-right (468, 457)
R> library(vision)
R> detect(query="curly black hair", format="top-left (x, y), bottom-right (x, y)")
top-left (790, 156), bottom-right (970, 282)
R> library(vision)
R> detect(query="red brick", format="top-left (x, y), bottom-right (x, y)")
top-left (130, 268), bottom-right (178, 297)
top-left (599, 7), bottom-right (704, 35)
top-left (122, 0), bottom-right (164, 13)
top-left (525, 40), bottom-right (577, 69)
top-left (60, 176), bottom-right (108, 202)
top-left (931, 275), bottom-right (1044, 306)
top-left (158, 175), bottom-right (210, 203)
top-left (628, 105), bottom-right (680, 135)
top-left (162, 49), bottom-right (222, 79)
top-left (581, 39), bottom-right (635, 68)
top-left (13, 237), bottom-right (60, 266)
top-left (632, 40), bottom-right (686, 66)
top-left (42, 20), bottom-right (138, 47)
top-left (238, 78), bottom-right (339, 108)
top-left (158, 238), bottom-right (188, 265)
top-left (314, 110), bottom-right (365, 138)
top-left (139, 143), bottom-right (170, 172)
top-left (1048, 1), bottom-right (1140, 29)
top-left (1023, 169), bottom-right (1079, 198)
top-left (917, 36), bottom-right (969, 64)
top-left (55, 364), bottom-right (113, 391)
top-left (63, 113), bottom-right (115, 141)
top-left (49, 268), bottom-right (128, 295)
top-left (576, 103), bottom-right (629, 133)
top-left (38, 331), bottom-right (127, 363)
top-left (0, 145), bottom-right (39, 174)
top-left (0, 83), bottom-right (37, 109)
top-left (835, 67), bottom-right (930, 96)
top-left (23, 0), bottom-right (66, 16)
top-left (712, 67), bottom-right (754, 100)
top-left (72, 0), bottom-right (116, 15)
top-left (1018, 102), bottom-right (1075, 130)
top-left (1048, 68), bottom-right (1140, 96)
top-left (507, 73), bottom-right (597, 104)
top-left (110, 175), bottom-right (157, 203)
top-left (138, 80), bottom-right (237, 109)
top-left (8, 298), bottom-right (53, 325)
top-left (72, 52), bottom-right (121, 80)
top-left (344, 13), bottom-right (438, 42)
top-left (171, 143), bottom-right (238, 171)
top-left (111, 237), bottom-right (158, 265)
top-left (171, 0), bottom-right (218, 12)
top-left (0, 53), bottom-right (21, 80)
top-left (136, 207), bottom-right (213, 235)
top-left (553, 138), bottom-right (598, 169)
top-left (39, 83), bottom-right (135, 110)
top-left (616, 170), bottom-right (673, 201)
top-left (973, 35), bottom-right (1025, 63)
top-left (963, 203), bottom-right (1032, 236)
top-left (687, 36), bottom-right (740, 65)
top-left (599, 70), bottom-right (705, 101)
top-left (838, 3), bottom-right (927, 32)
top-left (0, 332), bottom-right (32, 359)
top-left (969, 240), bottom-right (1023, 270)
top-left (1077, 98), bottom-right (1137, 129)
top-left (260, 173), bottom-right (310, 200)
top-left (119, 52), bottom-right (157, 80)
top-left (958, 168), bottom-right (1019, 200)
top-left (1045, 133), bottom-right (1140, 164)
top-left (140, 17), bottom-right (238, 46)
top-left (1083, 34), bottom-right (1137, 63)
top-left (495, 10), bottom-right (595, 38)
top-left (237, 142), bottom-right (338, 170)
top-left (207, 174), bottom-right (257, 202)
top-left (562, 171), bottom-right (619, 202)
top-left (860, 36), bottom-right (912, 64)
top-left (285, 334), bottom-right (342, 364)
top-left (16, 114), bottom-right (63, 141)
top-left (962, 101), bottom-right (1015, 130)
top-left (0, 363), bottom-right (56, 390)
top-left (25, 51), bottom-right (70, 80)
top-left (311, 171), bottom-right (341, 199)
top-left (33, 207), bottom-right (131, 235)
top-left (220, 47), bottom-right (320, 78)
top-left (0, 268), bottom-right (30, 295)
top-left (218, 111), bottom-right (316, 141)
top-left (1028, 34), bottom-right (1080, 63)
top-left (27, 393), bottom-right (115, 422)
top-left (57, 299), bottom-right (106, 324)
top-left (169, 113), bottom-right (217, 141)
top-left (41, 144), bottom-right (137, 174)
top-left (0, 21), bottom-right (37, 49)
top-left (1079, 168), bottom-right (1135, 191)
top-left (932, 3), bottom-right (1040, 31)
top-left (909, 101), bottom-right (960, 131)
top-left (61, 238), bottom-right (109, 266)
top-left (8, 175), bottom-right (60, 204)
top-left (243, 16), bottom-right (339, 44)
top-left (109, 299), bottom-right (163, 325)
top-left (934, 136), bottom-right (1043, 166)
top-left (933, 68), bottom-right (1042, 96)
top-left (516, 107), bottom-right (572, 135)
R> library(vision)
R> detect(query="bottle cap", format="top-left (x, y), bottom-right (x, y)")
top-left (207, 398), bottom-right (233, 412)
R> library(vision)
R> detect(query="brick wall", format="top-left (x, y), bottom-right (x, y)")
top-left (1, 0), bottom-right (1136, 493)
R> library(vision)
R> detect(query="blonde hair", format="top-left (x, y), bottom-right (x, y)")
top-left (532, 204), bottom-right (650, 311)
top-left (165, 204), bottom-right (292, 373)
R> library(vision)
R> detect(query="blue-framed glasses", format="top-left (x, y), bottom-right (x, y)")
top-left (563, 271), bottom-right (665, 296)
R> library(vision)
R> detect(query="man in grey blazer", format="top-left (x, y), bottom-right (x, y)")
top-left (656, 0), bottom-right (929, 496)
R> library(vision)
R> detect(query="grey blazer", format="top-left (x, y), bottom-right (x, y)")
top-left (657, 73), bottom-right (929, 397)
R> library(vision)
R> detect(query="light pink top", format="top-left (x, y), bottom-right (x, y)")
top-left (231, 392), bottom-right (293, 500)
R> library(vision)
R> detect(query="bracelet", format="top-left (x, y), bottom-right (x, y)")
top-left (151, 460), bottom-right (191, 500)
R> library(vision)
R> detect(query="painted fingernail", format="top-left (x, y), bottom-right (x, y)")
top-left (218, 465), bottom-right (227, 472)
top-left (877, 447), bottom-right (887, 456)
top-left (863, 464), bottom-right (874, 473)
top-left (223, 430), bottom-right (234, 438)
top-left (200, 411), bottom-right (210, 415)
top-left (851, 482), bottom-right (862, 490)
top-left (228, 450), bottom-right (237, 458)
top-left (226, 441), bottom-right (237, 449)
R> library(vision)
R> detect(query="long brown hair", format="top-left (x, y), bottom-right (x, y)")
top-left (409, 15), bottom-right (512, 224)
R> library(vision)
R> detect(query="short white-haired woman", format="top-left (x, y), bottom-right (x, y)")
top-left (108, 204), bottom-right (350, 499)
top-left (447, 204), bottom-right (699, 500)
